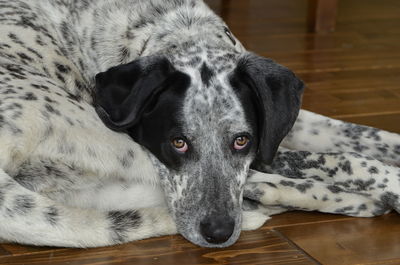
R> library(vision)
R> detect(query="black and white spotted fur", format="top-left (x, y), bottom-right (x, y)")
top-left (0, 0), bottom-right (399, 248)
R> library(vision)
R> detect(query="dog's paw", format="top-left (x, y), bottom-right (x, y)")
top-left (244, 181), bottom-right (281, 206)
top-left (241, 210), bottom-right (270, 231)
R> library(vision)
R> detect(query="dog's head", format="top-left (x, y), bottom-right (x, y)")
top-left (94, 44), bottom-right (303, 247)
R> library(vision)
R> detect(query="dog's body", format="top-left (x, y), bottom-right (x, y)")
top-left (0, 0), bottom-right (399, 248)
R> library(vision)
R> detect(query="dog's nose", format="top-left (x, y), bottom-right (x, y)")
top-left (200, 214), bottom-right (235, 244)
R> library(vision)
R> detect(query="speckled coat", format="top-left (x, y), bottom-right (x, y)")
top-left (0, 0), bottom-right (399, 248)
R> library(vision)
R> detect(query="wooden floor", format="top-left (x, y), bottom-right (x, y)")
top-left (2, 0), bottom-right (400, 264)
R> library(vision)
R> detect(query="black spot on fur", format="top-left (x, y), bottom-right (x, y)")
top-left (394, 145), bottom-right (400, 155)
top-left (13, 195), bottom-right (35, 215)
top-left (45, 103), bottom-right (61, 116)
top-left (138, 37), bottom-right (150, 56)
top-left (378, 184), bottom-right (387, 189)
top-left (108, 210), bottom-right (142, 243)
top-left (368, 166), bottom-right (379, 174)
top-left (8, 33), bottom-right (24, 45)
top-left (134, 17), bottom-right (149, 29)
top-left (335, 206), bottom-right (354, 214)
top-left (66, 92), bottom-right (81, 102)
top-left (353, 178), bottom-right (376, 191)
top-left (119, 46), bottom-right (130, 63)
top-left (119, 156), bottom-right (131, 168)
top-left (280, 180), bottom-right (295, 187)
top-left (200, 63), bottom-right (214, 87)
top-left (6, 102), bottom-right (22, 110)
top-left (17, 52), bottom-right (33, 62)
top-left (0, 190), bottom-right (4, 207)
top-left (64, 116), bottom-right (75, 126)
top-left (118, 149), bottom-right (135, 168)
top-left (21, 92), bottom-right (37, 101)
top-left (44, 96), bottom-right (57, 104)
top-left (358, 204), bottom-right (367, 211)
top-left (55, 72), bottom-right (65, 83)
top-left (127, 149), bottom-right (134, 158)
top-left (339, 160), bottom-right (353, 175)
top-left (381, 192), bottom-right (399, 209)
top-left (296, 182), bottom-right (314, 193)
top-left (44, 206), bottom-right (59, 225)
top-left (311, 175), bottom-right (324, 181)
top-left (36, 35), bottom-right (46, 46)
top-left (327, 185), bottom-right (344, 193)
top-left (55, 63), bottom-right (71, 73)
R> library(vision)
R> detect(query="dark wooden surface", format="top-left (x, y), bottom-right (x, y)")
top-left (2, 0), bottom-right (400, 264)
top-left (307, 0), bottom-right (339, 33)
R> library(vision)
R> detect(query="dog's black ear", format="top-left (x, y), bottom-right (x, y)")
top-left (232, 53), bottom-right (304, 164)
top-left (95, 56), bottom-right (186, 131)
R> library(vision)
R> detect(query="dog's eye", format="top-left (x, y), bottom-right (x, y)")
top-left (172, 138), bottom-right (188, 153)
top-left (224, 27), bottom-right (236, 45)
top-left (233, 136), bottom-right (249, 150)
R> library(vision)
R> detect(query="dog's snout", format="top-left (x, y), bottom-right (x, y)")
top-left (200, 214), bottom-right (235, 244)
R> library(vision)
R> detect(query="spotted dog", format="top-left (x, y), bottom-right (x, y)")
top-left (0, 0), bottom-right (399, 248)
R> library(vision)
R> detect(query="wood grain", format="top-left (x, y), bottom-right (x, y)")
top-left (2, 0), bottom-right (400, 264)
top-left (308, 0), bottom-right (339, 33)
top-left (0, 230), bottom-right (317, 265)
top-left (276, 213), bottom-right (400, 265)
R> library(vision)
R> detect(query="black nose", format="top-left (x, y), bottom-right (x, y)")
top-left (200, 214), bottom-right (235, 244)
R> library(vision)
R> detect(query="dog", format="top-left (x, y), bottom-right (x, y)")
top-left (0, 0), bottom-right (399, 248)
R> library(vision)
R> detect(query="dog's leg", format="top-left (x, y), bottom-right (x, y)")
top-left (246, 149), bottom-right (400, 217)
top-left (0, 168), bottom-right (176, 247)
top-left (282, 110), bottom-right (400, 166)
top-left (245, 173), bottom-right (382, 217)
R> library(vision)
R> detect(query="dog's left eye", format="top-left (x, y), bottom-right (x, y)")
top-left (172, 138), bottom-right (188, 153)
top-left (233, 136), bottom-right (249, 150)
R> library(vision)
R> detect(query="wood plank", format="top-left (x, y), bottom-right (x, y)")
top-left (307, 0), bottom-right (339, 33)
top-left (302, 97), bottom-right (400, 121)
top-left (276, 213), bottom-right (400, 265)
top-left (299, 68), bottom-right (400, 92)
top-left (0, 244), bottom-right (63, 257)
top-left (0, 230), bottom-right (317, 265)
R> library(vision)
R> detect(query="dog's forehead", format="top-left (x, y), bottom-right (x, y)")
top-left (169, 48), bottom-right (249, 136)
top-left (167, 40), bottom-right (241, 73)
top-left (182, 87), bottom-right (248, 135)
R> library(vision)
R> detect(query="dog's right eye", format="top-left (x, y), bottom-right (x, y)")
top-left (233, 136), bottom-right (249, 150)
top-left (172, 138), bottom-right (188, 153)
